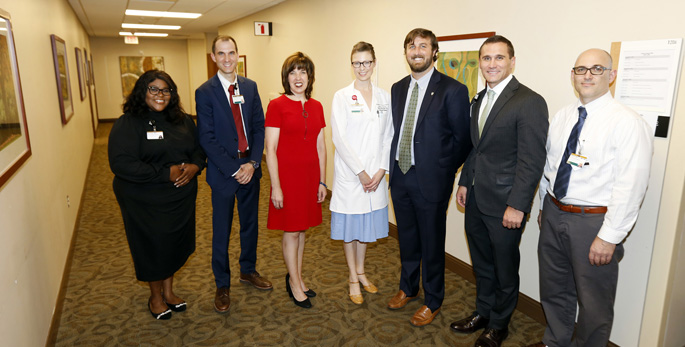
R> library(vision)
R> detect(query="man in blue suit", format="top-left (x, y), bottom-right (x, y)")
top-left (196, 36), bottom-right (272, 314)
top-left (387, 28), bottom-right (472, 327)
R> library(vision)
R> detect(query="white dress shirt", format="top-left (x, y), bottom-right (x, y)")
top-left (477, 74), bottom-right (513, 123)
top-left (539, 92), bottom-right (653, 244)
top-left (394, 67), bottom-right (435, 164)
top-left (330, 81), bottom-right (394, 214)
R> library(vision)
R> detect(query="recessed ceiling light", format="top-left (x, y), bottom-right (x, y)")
top-left (125, 9), bottom-right (201, 19)
top-left (122, 23), bottom-right (181, 30)
top-left (119, 32), bottom-right (169, 37)
top-left (119, 32), bottom-right (134, 36)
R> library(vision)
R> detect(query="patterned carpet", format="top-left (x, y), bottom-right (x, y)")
top-left (50, 123), bottom-right (544, 346)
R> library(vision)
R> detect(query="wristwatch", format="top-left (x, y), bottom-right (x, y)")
top-left (249, 160), bottom-right (259, 169)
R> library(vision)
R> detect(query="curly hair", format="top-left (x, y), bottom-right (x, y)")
top-left (122, 69), bottom-right (186, 123)
top-left (280, 52), bottom-right (315, 100)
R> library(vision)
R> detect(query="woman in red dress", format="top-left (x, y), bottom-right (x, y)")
top-left (265, 52), bottom-right (327, 308)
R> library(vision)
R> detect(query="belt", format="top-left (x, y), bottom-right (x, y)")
top-left (550, 195), bottom-right (607, 214)
top-left (237, 149), bottom-right (251, 159)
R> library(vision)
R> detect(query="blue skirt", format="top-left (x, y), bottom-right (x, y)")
top-left (330, 207), bottom-right (389, 243)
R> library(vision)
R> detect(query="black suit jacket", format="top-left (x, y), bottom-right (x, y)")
top-left (389, 69), bottom-right (472, 202)
top-left (457, 76), bottom-right (548, 217)
top-left (196, 75), bottom-right (265, 192)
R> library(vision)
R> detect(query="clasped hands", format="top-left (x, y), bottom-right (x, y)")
top-left (169, 162), bottom-right (200, 188)
top-left (358, 170), bottom-right (385, 193)
top-left (234, 163), bottom-right (255, 185)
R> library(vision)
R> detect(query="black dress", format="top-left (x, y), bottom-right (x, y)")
top-left (108, 110), bottom-right (206, 282)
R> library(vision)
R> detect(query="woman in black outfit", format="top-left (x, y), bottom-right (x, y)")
top-left (108, 70), bottom-right (206, 320)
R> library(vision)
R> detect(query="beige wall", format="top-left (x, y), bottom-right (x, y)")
top-left (218, 1), bottom-right (685, 346)
top-left (90, 37), bottom-right (191, 119)
top-left (0, 0), bottom-right (93, 346)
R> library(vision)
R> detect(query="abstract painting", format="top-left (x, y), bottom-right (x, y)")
top-left (51, 34), bottom-right (73, 124)
top-left (437, 32), bottom-right (495, 101)
top-left (119, 56), bottom-right (164, 98)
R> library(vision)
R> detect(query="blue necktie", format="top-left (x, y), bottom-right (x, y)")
top-left (553, 106), bottom-right (587, 200)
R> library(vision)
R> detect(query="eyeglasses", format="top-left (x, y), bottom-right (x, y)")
top-left (302, 109), bottom-right (309, 140)
top-left (147, 86), bottom-right (172, 96)
top-left (572, 65), bottom-right (611, 75)
top-left (351, 61), bottom-right (373, 68)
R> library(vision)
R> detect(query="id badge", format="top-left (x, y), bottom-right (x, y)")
top-left (567, 153), bottom-right (588, 168)
top-left (232, 94), bottom-right (245, 104)
top-left (147, 131), bottom-right (164, 140)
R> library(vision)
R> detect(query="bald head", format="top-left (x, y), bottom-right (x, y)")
top-left (572, 48), bottom-right (617, 104)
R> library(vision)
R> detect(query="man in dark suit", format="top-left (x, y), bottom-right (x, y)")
top-left (449, 35), bottom-right (548, 347)
top-left (196, 36), bottom-right (272, 314)
top-left (387, 28), bottom-right (472, 327)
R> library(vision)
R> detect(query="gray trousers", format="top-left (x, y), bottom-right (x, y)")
top-left (538, 194), bottom-right (624, 347)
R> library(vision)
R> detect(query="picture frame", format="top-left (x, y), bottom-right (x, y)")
top-left (237, 55), bottom-right (246, 77)
top-left (75, 47), bottom-right (86, 101)
top-left (0, 9), bottom-right (32, 188)
top-left (84, 48), bottom-right (90, 86)
top-left (119, 56), bottom-right (164, 98)
top-left (437, 32), bottom-right (495, 101)
top-left (51, 34), bottom-right (74, 124)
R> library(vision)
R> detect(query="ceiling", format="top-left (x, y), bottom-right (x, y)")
top-left (67, 0), bottom-right (285, 39)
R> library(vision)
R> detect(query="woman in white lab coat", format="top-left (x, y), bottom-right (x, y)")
top-left (330, 42), bottom-right (393, 305)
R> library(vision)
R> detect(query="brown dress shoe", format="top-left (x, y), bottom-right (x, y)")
top-left (214, 287), bottom-right (230, 313)
top-left (450, 313), bottom-right (490, 333)
top-left (475, 328), bottom-right (509, 347)
top-left (410, 305), bottom-right (441, 326)
top-left (239, 271), bottom-right (273, 290)
top-left (387, 290), bottom-right (417, 309)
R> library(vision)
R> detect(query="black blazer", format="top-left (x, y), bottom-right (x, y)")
top-left (458, 76), bottom-right (548, 217)
top-left (389, 69), bottom-right (472, 202)
top-left (196, 75), bottom-right (265, 192)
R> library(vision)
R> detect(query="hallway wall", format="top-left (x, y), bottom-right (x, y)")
top-left (0, 0), bottom-right (94, 346)
top-left (216, 0), bottom-right (685, 346)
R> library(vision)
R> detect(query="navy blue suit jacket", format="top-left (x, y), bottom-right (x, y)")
top-left (196, 75), bottom-right (265, 192)
top-left (389, 69), bottom-right (472, 202)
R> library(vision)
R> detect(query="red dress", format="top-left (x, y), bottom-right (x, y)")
top-left (265, 95), bottom-right (326, 231)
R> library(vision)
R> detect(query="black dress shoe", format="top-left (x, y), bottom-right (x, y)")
top-left (450, 313), bottom-right (489, 333)
top-left (475, 328), bottom-right (509, 347)
top-left (304, 289), bottom-right (317, 297)
top-left (165, 300), bottom-right (187, 312)
top-left (292, 296), bottom-right (312, 309)
top-left (148, 299), bottom-right (172, 320)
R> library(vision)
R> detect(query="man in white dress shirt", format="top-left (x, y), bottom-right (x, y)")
top-left (532, 49), bottom-right (653, 347)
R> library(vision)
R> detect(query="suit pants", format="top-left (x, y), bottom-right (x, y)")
top-left (211, 175), bottom-right (260, 288)
top-left (390, 163), bottom-right (449, 311)
top-left (539, 194), bottom-right (623, 347)
top-left (465, 186), bottom-right (523, 329)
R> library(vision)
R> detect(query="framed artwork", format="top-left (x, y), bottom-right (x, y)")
top-left (0, 9), bottom-right (31, 188)
top-left (237, 55), bottom-right (246, 77)
top-left (75, 47), bottom-right (86, 101)
top-left (437, 32), bottom-right (495, 101)
top-left (119, 56), bottom-right (164, 98)
top-left (84, 48), bottom-right (90, 86)
top-left (51, 34), bottom-right (74, 124)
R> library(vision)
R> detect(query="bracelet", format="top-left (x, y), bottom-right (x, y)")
top-left (319, 181), bottom-right (328, 189)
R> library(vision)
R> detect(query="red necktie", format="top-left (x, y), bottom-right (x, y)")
top-left (228, 84), bottom-right (248, 152)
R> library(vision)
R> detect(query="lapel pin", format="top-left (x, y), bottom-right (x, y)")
top-left (431, 92), bottom-right (434, 96)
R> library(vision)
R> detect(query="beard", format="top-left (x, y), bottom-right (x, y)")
top-left (408, 55), bottom-right (434, 73)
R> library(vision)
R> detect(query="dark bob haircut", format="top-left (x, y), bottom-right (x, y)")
top-left (351, 41), bottom-right (376, 62)
top-left (122, 69), bottom-right (186, 123)
top-left (403, 28), bottom-right (439, 62)
top-left (479, 35), bottom-right (515, 58)
top-left (281, 52), bottom-right (315, 100)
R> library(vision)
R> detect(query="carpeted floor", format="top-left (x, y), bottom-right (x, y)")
top-left (50, 123), bottom-right (544, 346)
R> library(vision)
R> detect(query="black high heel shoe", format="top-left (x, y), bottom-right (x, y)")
top-left (286, 273), bottom-right (312, 308)
top-left (304, 289), bottom-right (317, 298)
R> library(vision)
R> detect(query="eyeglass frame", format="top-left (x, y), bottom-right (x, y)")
top-left (572, 65), bottom-right (611, 75)
top-left (147, 85), bottom-right (173, 96)
top-left (351, 60), bottom-right (374, 68)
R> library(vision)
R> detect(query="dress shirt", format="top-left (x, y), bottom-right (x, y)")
top-left (217, 72), bottom-right (249, 149)
top-left (477, 74), bottom-right (513, 123)
top-left (539, 92), bottom-right (653, 244)
top-left (395, 67), bottom-right (435, 164)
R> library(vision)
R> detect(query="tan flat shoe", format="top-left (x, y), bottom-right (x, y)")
top-left (349, 281), bottom-right (363, 305)
top-left (357, 273), bottom-right (378, 293)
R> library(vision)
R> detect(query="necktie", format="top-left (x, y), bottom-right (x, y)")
top-left (228, 84), bottom-right (248, 152)
top-left (478, 90), bottom-right (496, 137)
top-left (553, 106), bottom-right (587, 200)
top-left (398, 82), bottom-right (419, 174)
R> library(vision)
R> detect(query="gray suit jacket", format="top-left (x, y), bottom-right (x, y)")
top-left (458, 76), bottom-right (548, 217)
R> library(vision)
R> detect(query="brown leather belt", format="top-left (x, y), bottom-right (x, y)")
top-left (237, 149), bottom-right (251, 159)
top-left (550, 195), bottom-right (607, 214)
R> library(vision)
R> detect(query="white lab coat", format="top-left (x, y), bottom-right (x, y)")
top-left (329, 81), bottom-right (394, 214)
